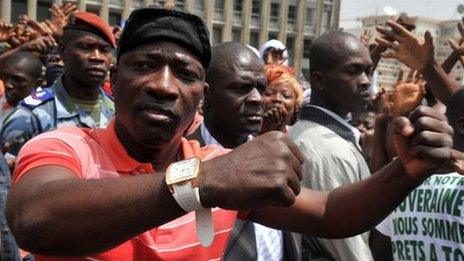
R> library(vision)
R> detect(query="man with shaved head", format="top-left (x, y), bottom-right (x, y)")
top-left (288, 31), bottom-right (375, 260)
top-left (196, 42), bottom-right (266, 148)
top-left (0, 51), bottom-right (44, 122)
top-left (188, 42), bottom-right (298, 260)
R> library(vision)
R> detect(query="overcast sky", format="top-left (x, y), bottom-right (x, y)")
top-left (340, 0), bottom-right (464, 29)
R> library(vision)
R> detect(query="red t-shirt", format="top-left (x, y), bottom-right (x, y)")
top-left (13, 120), bottom-right (242, 261)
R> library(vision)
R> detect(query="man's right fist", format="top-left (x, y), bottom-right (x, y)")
top-left (393, 106), bottom-right (454, 180)
top-left (199, 131), bottom-right (304, 210)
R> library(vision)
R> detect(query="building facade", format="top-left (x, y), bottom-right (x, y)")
top-left (347, 15), bottom-right (464, 90)
top-left (0, 0), bottom-right (341, 75)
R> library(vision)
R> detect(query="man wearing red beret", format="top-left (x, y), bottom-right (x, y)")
top-left (0, 12), bottom-right (115, 156)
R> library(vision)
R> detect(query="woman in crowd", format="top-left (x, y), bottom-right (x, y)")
top-left (261, 64), bottom-right (303, 133)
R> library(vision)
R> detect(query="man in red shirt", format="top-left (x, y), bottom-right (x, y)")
top-left (6, 7), bottom-right (459, 260)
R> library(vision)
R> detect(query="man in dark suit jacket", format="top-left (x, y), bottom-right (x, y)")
top-left (188, 42), bottom-right (300, 261)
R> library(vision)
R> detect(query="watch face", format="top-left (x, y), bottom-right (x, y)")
top-left (166, 157), bottom-right (200, 185)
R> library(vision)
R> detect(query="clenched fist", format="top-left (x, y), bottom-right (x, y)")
top-left (199, 131), bottom-right (304, 210)
top-left (394, 106), bottom-right (455, 180)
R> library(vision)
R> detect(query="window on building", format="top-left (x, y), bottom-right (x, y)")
top-left (303, 39), bottom-right (311, 57)
top-left (288, 5), bottom-right (297, 24)
top-left (252, 0), bottom-right (260, 15)
top-left (302, 39), bottom-right (312, 76)
top-left (232, 28), bottom-right (241, 42)
top-left (322, 4), bottom-right (332, 30)
top-left (268, 32), bottom-right (278, 40)
top-left (132, 0), bottom-right (143, 8)
top-left (213, 27), bottom-right (222, 45)
top-left (270, 3), bottom-right (279, 22)
top-left (109, 12), bottom-right (122, 26)
top-left (37, 0), bottom-right (52, 21)
top-left (215, 0), bottom-right (225, 10)
top-left (234, 0), bottom-right (242, 12)
top-left (250, 32), bottom-right (259, 48)
top-left (11, 0), bottom-right (27, 22)
top-left (195, 0), bottom-right (204, 8)
top-left (456, 77), bottom-right (462, 82)
top-left (286, 36), bottom-right (295, 65)
top-left (86, 6), bottom-right (100, 16)
top-left (194, 0), bottom-right (204, 16)
top-left (305, 7), bottom-right (315, 26)
top-left (175, 0), bottom-right (185, 9)
top-left (286, 37), bottom-right (295, 52)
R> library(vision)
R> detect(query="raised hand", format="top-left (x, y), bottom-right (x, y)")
top-left (7, 35), bottom-right (30, 49)
top-left (262, 105), bottom-right (288, 132)
top-left (360, 29), bottom-right (373, 48)
top-left (19, 35), bottom-right (57, 55)
top-left (448, 17), bottom-right (464, 66)
top-left (4, 16), bottom-right (35, 48)
top-left (377, 87), bottom-right (393, 117)
top-left (391, 70), bottom-right (426, 118)
top-left (48, 3), bottom-right (77, 38)
top-left (199, 131), bottom-right (304, 210)
top-left (0, 21), bottom-right (13, 42)
top-left (376, 20), bottom-right (434, 71)
top-left (12, 15), bottom-right (28, 36)
top-left (393, 106), bottom-right (455, 180)
top-left (25, 17), bottom-right (54, 37)
top-left (60, 3), bottom-right (78, 16)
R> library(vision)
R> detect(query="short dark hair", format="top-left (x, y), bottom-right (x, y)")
top-left (6, 51), bottom-right (44, 79)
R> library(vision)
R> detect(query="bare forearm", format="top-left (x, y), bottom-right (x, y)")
top-left (315, 159), bottom-right (418, 237)
top-left (371, 45), bottom-right (386, 70)
top-left (421, 59), bottom-right (460, 105)
top-left (441, 50), bottom-right (460, 74)
top-left (371, 139), bottom-right (388, 172)
top-left (371, 117), bottom-right (389, 172)
top-left (251, 159), bottom-right (419, 238)
top-left (7, 170), bottom-right (184, 256)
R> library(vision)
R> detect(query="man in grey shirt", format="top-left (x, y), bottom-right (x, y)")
top-left (288, 31), bottom-right (374, 260)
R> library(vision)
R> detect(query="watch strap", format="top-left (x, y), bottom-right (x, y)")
top-left (196, 208), bottom-right (214, 247)
top-left (172, 181), bottom-right (214, 247)
top-left (172, 182), bottom-right (204, 211)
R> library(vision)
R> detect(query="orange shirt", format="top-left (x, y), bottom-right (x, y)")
top-left (13, 119), bottom-right (239, 261)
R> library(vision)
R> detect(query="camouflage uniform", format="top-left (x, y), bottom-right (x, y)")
top-left (0, 76), bottom-right (115, 156)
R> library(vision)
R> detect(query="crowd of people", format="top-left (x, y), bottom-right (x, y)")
top-left (0, 2), bottom-right (463, 261)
